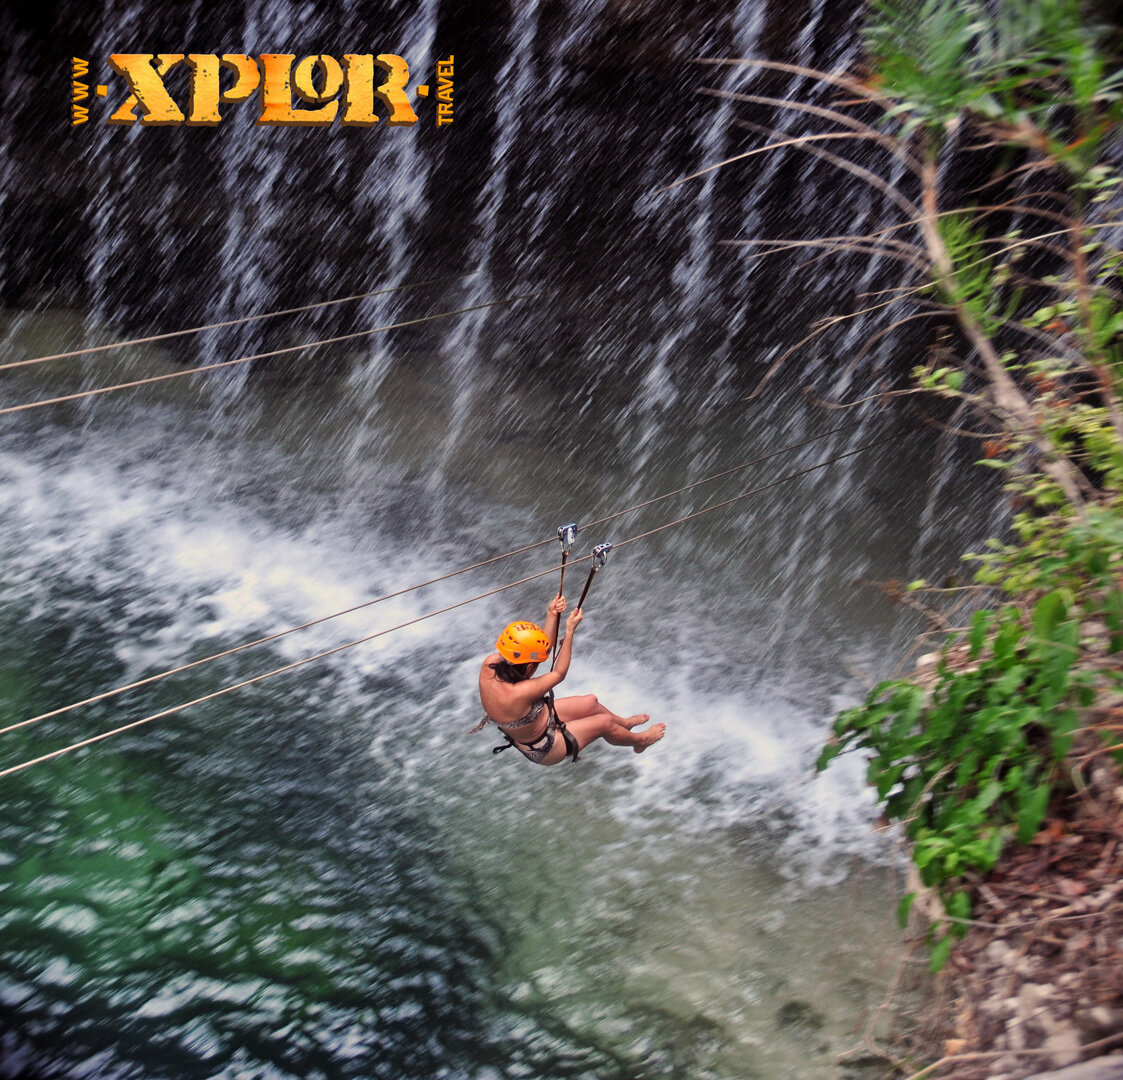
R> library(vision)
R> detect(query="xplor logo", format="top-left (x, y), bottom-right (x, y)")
top-left (71, 53), bottom-right (454, 127)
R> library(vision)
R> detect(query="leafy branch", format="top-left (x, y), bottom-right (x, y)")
top-left (696, 0), bottom-right (1123, 973)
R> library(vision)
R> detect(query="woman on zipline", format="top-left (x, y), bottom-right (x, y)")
top-left (474, 591), bottom-right (665, 765)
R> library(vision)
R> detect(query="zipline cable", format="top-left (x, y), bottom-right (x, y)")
top-left (612, 428), bottom-right (910, 551)
top-left (562, 429), bottom-right (914, 614)
top-left (0, 419), bottom-right (865, 739)
top-left (576, 416), bottom-right (865, 531)
top-left (0, 563), bottom-right (567, 780)
top-left (0, 272), bottom-right (477, 373)
top-left (0, 532), bottom-right (561, 738)
top-left (0, 292), bottom-right (541, 417)
top-left (0, 425), bottom-right (911, 779)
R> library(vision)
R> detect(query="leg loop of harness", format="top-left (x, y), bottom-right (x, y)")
top-left (488, 701), bottom-right (579, 762)
top-left (546, 690), bottom-right (580, 763)
top-left (556, 718), bottom-right (580, 762)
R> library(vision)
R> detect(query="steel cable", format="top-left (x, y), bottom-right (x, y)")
top-left (0, 272), bottom-right (477, 373)
top-left (0, 425), bottom-right (911, 778)
top-left (0, 418), bottom-right (865, 739)
top-left (0, 292), bottom-right (540, 417)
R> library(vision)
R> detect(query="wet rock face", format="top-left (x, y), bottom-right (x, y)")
top-left (564, 0), bottom-right (733, 72)
top-left (775, 999), bottom-right (826, 1034)
top-left (975, 973), bottom-right (1123, 1079)
top-left (904, 768), bottom-right (1123, 1080)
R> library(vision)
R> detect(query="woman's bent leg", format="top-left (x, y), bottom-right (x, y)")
top-left (539, 710), bottom-right (665, 765)
top-left (553, 694), bottom-right (649, 729)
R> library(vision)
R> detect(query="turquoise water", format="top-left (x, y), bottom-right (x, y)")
top-left (0, 310), bottom-right (940, 1079)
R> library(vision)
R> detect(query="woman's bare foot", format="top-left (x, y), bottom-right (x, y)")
top-left (620, 713), bottom-right (650, 729)
top-left (633, 722), bottom-right (666, 753)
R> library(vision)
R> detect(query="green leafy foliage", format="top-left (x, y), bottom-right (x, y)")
top-left (935, 213), bottom-right (1025, 332)
top-left (821, 501), bottom-right (1122, 969)
top-left (802, 0), bottom-right (1123, 979)
top-left (825, 595), bottom-right (1078, 839)
top-left (818, 588), bottom-right (1096, 967)
top-left (868, 0), bottom-right (1123, 172)
top-left (867, 0), bottom-right (995, 137)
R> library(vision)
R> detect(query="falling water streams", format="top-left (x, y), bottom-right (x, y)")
top-left (0, 0), bottom-right (1012, 1076)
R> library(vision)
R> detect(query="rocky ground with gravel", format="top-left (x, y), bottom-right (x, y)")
top-left (877, 737), bottom-right (1123, 1080)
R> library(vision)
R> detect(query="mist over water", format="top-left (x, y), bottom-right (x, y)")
top-left (0, 0), bottom-right (1007, 1076)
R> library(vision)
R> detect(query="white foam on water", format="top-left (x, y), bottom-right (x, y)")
top-left (566, 651), bottom-right (893, 876)
top-left (0, 395), bottom-right (892, 888)
top-left (0, 429), bottom-right (463, 688)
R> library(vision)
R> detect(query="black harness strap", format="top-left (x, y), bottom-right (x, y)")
top-left (491, 690), bottom-right (579, 762)
top-left (548, 690), bottom-right (581, 762)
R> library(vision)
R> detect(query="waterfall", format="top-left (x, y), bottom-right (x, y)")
top-left (0, 3), bottom-right (988, 1077)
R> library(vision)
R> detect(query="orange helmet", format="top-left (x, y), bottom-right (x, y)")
top-left (495, 621), bottom-right (551, 664)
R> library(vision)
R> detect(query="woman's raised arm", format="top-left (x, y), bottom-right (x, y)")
top-left (543, 593), bottom-right (566, 650)
top-left (525, 608), bottom-right (583, 697)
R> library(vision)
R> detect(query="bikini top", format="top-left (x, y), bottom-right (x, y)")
top-left (470, 697), bottom-right (547, 734)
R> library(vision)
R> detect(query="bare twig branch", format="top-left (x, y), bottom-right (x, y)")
top-left (910, 405), bottom-right (1000, 439)
top-left (897, 1031), bottom-right (1123, 1080)
top-left (803, 383), bottom-right (925, 410)
top-left (743, 307), bottom-right (943, 401)
top-left (692, 56), bottom-right (894, 107)
top-left (731, 118), bottom-right (922, 219)
top-left (725, 235), bottom-right (926, 272)
top-left (698, 84), bottom-right (924, 175)
top-left (654, 130), bottom-right (921, 214)
top-left (834, 310), bottom-right (951, 392)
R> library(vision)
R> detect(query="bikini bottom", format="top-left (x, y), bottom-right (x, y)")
top-left (493, 709), bottom-right (580, 764)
